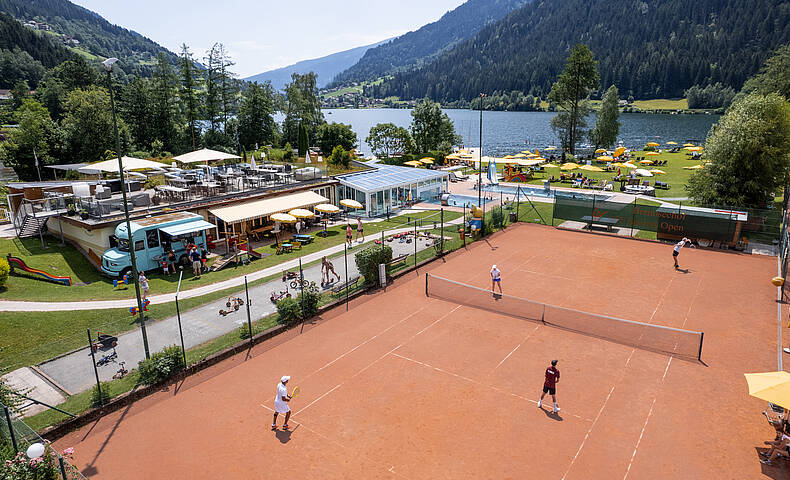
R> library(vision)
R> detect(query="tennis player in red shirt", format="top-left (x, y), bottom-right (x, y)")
top-left (538, 359), bottom-right (560, 414)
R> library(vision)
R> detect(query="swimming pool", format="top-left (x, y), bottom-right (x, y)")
top-left (424, 194), bottom-right (485, 207)
top-left (479, 184), bottom-right (611, 201)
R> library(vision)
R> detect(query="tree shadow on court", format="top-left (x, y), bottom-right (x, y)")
top-left (539, 407), bottom-right (563, 421)
top-left (79, 396), bottom-right (139, 477)
top-left (275, 424), bottom-right (298, 443)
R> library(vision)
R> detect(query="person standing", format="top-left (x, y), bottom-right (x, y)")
top-left (356, 217), bottom-right (365, 243)
top-left (346, 224), bottom-right (353, 249)
top-left (200, 246), bottom-right (208, 273)
top-left (167, 250), bottom-right (177, 275)
top-left (538, 359), bottom-right (560, 414)
top-left (138, 271), bottom-right (149, 301)
top-left (490, 264), bottom-right (502, 295)
top-left (673, 237), bottom-right (695, 269)
top-left (272, 375), bottom-right (292, 431)
top-left (190, 247), bottom-right (202, 278)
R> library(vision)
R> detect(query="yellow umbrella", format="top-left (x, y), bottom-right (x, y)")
top-left (613, 146), bottom-right (626, 157)
top-left (596, 155), bottom-right (614, 161)
top-left (314, 203), bottom-right (341, 213)
top-left (503, 155), bottom-right (515, 159)
top-left (560, 162), bottom-right (579, 171)
top-left (686, 146), bottom-right (703, 152)
top-left (579, 165), bottom-right (604, 172)
top-left (646, 142), bottom-right (660, 147)
top-left (594, 148), bottom-right (607, 154)
top-left (683, 165), bottom-right (705, 170)
top-left (340, 199), bottom-right (363, 209)
top-left (640, 159), bottom-right (655, 165)
top-left (543, 163), bottom-right (560, 168)
top-left (649, 169), bottom-right (667, 175)
top-left (271, 213), bottom-right (297, 223)
top-left (521, 150), bottom-right (533, 154)
top-left (683, 143), bottom-right (695, 147)
top-left (621, 162), bottom-right (637, 169)
top-left (420, 157), bottom-right (435, 162)
top-left (445, 154), bottom-right (460, 160)
top-left (667, 141), bottom-right (678, 145)
top-left (404, 160), bottom-right (423, 167)
top-left (420, 158), bottom-right (434, 165)
top-left (289, 208), bottom-right (315, 219)
top-left (532, 157), bottom-right (546, 161)
top-left (645, 151), bottom-right (660, 156)
top-left (513, 153), bottom-right (527, 158)
top-left (744, 372), bottom-right (790, 409)
top-left (545, 146), bottom-right (557, 151)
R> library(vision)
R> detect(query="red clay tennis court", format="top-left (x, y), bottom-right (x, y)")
top-left (57, 223), bottom-right (782, 479)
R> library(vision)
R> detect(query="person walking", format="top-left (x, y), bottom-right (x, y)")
top-left (322, 256), bottom-right (341, 285)
top-left (346, 224), bottom-right (353, 249)
top-left (538, 359), bottom-right (560, 414)
top-left (167, 250), bottom-right (177, 275)
top-left (138, 271), bottom-right (149, 301)
top-left (200, 246), bottom-right (208, 273)
top-left (490, 264), bottom-right (502, 295)
top-left (356, 217), bottom-right (365, 243)
top-left (673, 237), bottom-right (695, 269)
top-left (272, 375), bottom-right (292, 431)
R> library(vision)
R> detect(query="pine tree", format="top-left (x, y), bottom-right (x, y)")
top-left (179, 44), bottom-right (200, 151)
top-left (150, 52), bottom-right (179, 153)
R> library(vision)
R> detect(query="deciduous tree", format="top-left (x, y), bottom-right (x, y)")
top-left (366, 123), bottom-right (414, 158)
top-left (589, 85), bottom-right (620, 149)
top-left (317, 122), bottom-right (357, 155)
top-left (410, 99), bottom-right (460, 153)
top-left (548, 44), bottom-right (599, 154)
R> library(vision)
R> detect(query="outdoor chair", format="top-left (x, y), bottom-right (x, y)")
top-left (642, 180), bottom-right (650, 187)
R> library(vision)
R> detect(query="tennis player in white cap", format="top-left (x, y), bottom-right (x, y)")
top-left (272, 376), bottom-right (292, 431)
top-left (490, 264), bottom-right (502, 296)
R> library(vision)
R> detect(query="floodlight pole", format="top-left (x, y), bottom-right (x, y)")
top-left (478, 93), bottom-right (486, 234)
top-left (105, 60), bottom-right (150, 359)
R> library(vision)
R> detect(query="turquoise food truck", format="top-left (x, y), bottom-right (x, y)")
top-left (101, 212), bottom-right (215, 278)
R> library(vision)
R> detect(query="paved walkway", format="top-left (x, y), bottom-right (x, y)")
top-left (7, 228), bottom-right (449, 401)
top-left (0, 218), bottom-right (460, 312)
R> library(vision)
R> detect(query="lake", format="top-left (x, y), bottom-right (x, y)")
top-left (321, 108), bottom-right (720, 157)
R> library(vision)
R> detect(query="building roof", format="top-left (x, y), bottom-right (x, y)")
top-left (335, 164), bottom-right (447, 193)
top-left (209, 190), bottom-right (329, 224)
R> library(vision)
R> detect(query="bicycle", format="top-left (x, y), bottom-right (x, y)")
top-left (289, 278), bottom-right (309, 289)
top-left (96, 348), bottom-right (117, 367)
top-left (112, 362), bottom-right (128, 379)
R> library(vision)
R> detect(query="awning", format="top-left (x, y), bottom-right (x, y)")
top-left (160, 219), bottom-right (216, 237)
top-left (209, 191), bottom-right (329, 224)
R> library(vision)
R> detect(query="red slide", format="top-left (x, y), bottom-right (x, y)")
top-left (6, 254), bottom-right (72, 286)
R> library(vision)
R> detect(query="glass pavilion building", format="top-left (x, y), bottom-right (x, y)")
top-left (335, 164), bottom-right (450, 217)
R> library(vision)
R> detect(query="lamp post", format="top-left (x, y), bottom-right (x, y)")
top-left (102, 58), bottom-right (150, 359)
top-left (478, 93), bottom-right (486, 230)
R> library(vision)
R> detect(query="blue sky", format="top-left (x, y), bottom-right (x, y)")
top-left (71, 0), bottom-right (466, 77)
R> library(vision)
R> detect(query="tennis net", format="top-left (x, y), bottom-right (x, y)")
top-left (425, 274), bottom-right (704, 361)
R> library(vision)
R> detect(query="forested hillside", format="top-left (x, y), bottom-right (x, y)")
top-left (373, 0), bottom-right (790, 102)
top-left (0, 12), bottom-right (74, 87)
top-left (330, 0), bottom-right (528, 86)
top-left (0, 0), bottom-right (180, 78)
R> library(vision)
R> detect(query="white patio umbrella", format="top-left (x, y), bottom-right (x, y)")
top-left (305, 151), bottom-right (311, 164)
top-left (172, 148), bottom-right (241, 164)
top-left (250, 156), bottom-right (257, 170)
top-left (317, 155), bottom-right (323, 163)
top-left (634, 168), bottom-right (654, 177)
top-left (77, 156), bottom-right (168, 174)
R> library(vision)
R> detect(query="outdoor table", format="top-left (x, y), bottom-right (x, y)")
top-left (280, 243), bottom-right (293, 253)
top-left (276, 172), bottom-right (293, 184)
top-left (293, 234), bottom-right (313, 244)
top-left (581, 215), bottom-right (619, 232)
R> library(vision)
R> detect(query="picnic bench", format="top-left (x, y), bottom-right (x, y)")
top-left (250, 225), bottom-right (274, 241)
top-left (331, 275), bottom-right (360, 293)
top-left (581, 215), bottom-right (619, 232)
top-left (292, 234), bottom-right (314, 245)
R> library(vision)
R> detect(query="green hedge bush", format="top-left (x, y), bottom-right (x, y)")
top-left (355, 244), bottom-right (393, 287)
top-left (276, 282), bottom-right (321, 324)
top-left (138, 345), bottom-right (185, 385)
top-left (0, 258), bottom-right (9, 288)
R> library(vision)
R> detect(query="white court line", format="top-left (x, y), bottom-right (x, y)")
top-left (293, 306), bottom-right (462, 417)
top-left (649, 276), bottom-right (675, 322)
top-left (561, 385), bottom-right (616, 480)
top-left (302, 306), bottom-right (428, 381)
top-left (259, 404), bottom-right (410, 479)
top-left (622, 398), bottom-right (657, 480)
top-left (623, 273), bottom-right (704, 478)
top-left (494, 325), bottom-right (540, 371)
top-left (391, 352), bottom-right (591, 422)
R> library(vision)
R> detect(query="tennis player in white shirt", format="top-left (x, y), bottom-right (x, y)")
top-left (673, 237), bottom-right (694, 269)
top-left (490, 264), bottom-right (502, 295)
top-left (272, 376), bottom-right (292, 431)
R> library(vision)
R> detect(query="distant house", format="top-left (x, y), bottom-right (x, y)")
top-left (64, 37), bottom-right (80, 46)
top-left (23, 21), bottom-right (51, 31)
top-left (0, 89), bottom-right (11, 100)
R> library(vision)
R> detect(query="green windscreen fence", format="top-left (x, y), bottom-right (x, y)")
top-left (553, 192), bottom-right (743, 241)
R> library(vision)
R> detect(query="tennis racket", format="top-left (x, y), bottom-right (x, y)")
top-left (291, 386), bottom-right (301, 399)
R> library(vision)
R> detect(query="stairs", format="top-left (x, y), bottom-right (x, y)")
top-left (18, 214), bottom-right (47, 238)
top-left (0, 159), bottom-right (18, 183)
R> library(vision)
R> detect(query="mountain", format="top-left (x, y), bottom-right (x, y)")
top-left (0, 0), bottom-right (180, 77)
top-left (0, 11), bottom-right (75, 87)
top-left (330, 0), bottom-right (529, 87)
top-left (373, 0), bottom-right (790, 102)
top-left (243, 39), bottom-right (391, 90)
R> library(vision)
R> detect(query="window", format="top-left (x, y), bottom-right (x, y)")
top-left (135, 240), bottom-right (145, 251)
top-left (146, 229), bottom-right (159, 249)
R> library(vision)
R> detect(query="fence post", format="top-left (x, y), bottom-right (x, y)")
top-left (462, 204), bottom-right (466, 248)
top-left (516, 186), bottom-right (521, 222)
top-left (58, 456), bottom-right (68, 480)
top-left (344, 243), bottom-right (349, 311)
top-left (244, 276), bottom-right (253, 344)
top-left (414, 218), bottom-right (418, 267)
top-left (551, 192), bottom-right (556, 226)
top-left (631, 197), bottom-right (637, 238)
top-left (440, 208), bottom-right (444, 255)
top-left (590, 193), bottom-right (597, 232)
top-left (87, 329), bottom-right (102, 406)
top-left (2, 404), bottom-right (17, 453)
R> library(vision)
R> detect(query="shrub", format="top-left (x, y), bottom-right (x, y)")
top-left (355, 244), bottom-right (393, 287)
top-left (90, 382), bottom-right (111, 408)
top-left (0, 258), bottom-right (9, 288)
top-left (138, 345), bottom-right (185, 385)
top-left (329, 145), bottom-right (351, 168)
top-left (275, 282), bottom-right (321, 325)
top-left (491, 206), bottom-right (505, 229)
top-left (283, 142), bottom-right (293, 160)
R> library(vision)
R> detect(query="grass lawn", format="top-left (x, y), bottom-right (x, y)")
top-left (631, 99), bottom-right (689, 110)
top-left (504, 149), bottom-right (702, 199)
top-left (0, 210), bottom-right (460, 302)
